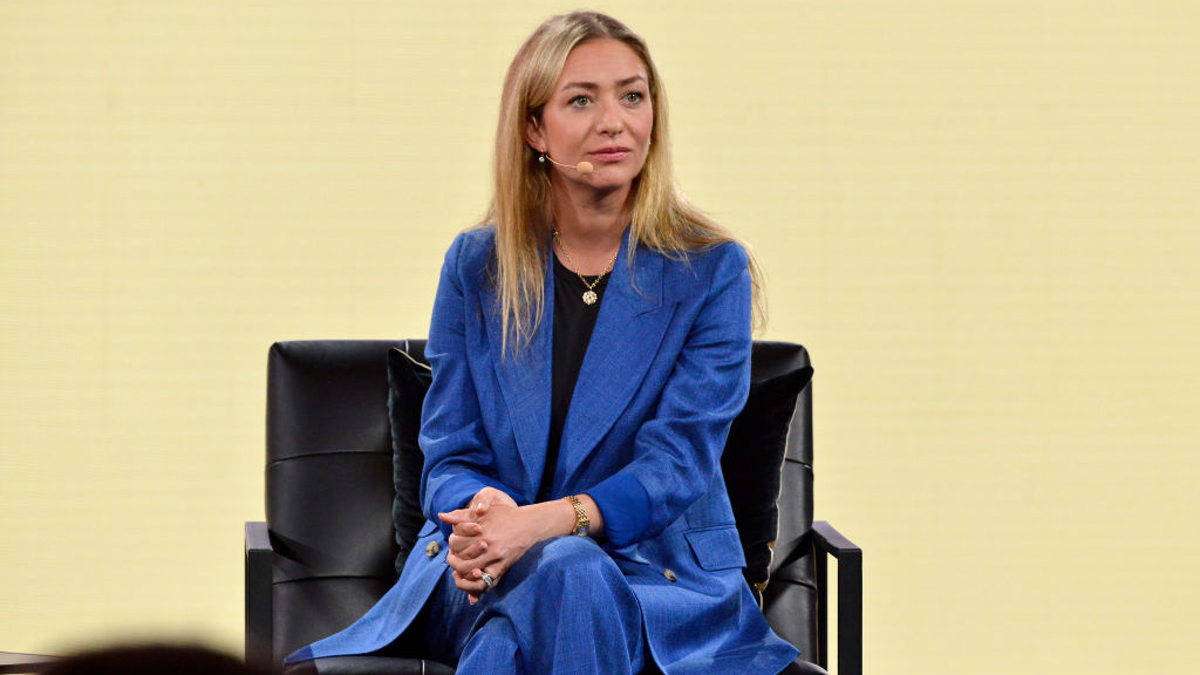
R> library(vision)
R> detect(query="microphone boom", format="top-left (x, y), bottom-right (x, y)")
top-left (544, 154), bottom-right (594, 175)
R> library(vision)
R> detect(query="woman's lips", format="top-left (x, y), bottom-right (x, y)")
top-left (588, 148), bottom-right (631, 162)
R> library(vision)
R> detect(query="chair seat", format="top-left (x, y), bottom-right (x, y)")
top-left (282, 655), bottom-right (825, 675)
top-left (780, 658), bottom-right (831, 675)
top-left (283, 656), bottom-right (455, 675)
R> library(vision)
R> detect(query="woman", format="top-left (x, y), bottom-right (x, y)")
top-left (287, 11), bottom-right (799, 675)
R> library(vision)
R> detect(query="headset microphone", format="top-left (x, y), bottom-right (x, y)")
top-left (541, 154), bottom-right (594, 175)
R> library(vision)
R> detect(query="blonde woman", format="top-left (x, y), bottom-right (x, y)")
top-left (287, 12), bottom-right (799, 675)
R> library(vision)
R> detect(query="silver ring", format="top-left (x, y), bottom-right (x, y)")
top-left (480, 572), bottom-right (496, 590)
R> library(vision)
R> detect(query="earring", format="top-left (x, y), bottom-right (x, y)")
top-left (538, 152), bottom-right (546, 163)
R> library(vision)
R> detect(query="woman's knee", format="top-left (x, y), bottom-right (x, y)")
top-left (535, 535), bottom-right (607, 563)
top-left (535, 536), bottom-right (619, 576)
top-left (504, 536), bottom-right (625, 595)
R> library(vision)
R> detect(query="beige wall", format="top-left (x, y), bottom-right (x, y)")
top-left (2, 1), bottom-right (1197, 672)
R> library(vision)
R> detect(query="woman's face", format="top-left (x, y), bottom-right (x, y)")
top-left (527, 38), bottom-right (654, 194)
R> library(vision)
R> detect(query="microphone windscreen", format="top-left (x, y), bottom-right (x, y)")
top-left (576, 161), bottom-right (594, 174)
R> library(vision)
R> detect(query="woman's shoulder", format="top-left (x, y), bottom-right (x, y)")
top-left (698, 239), bottom-right (749, 270)
top-left (658, 239), bottom-right (750, 291)
top-left (447, 224), bottom-right (496, 258)
top-left (442, 225), bottom-right (497, 281)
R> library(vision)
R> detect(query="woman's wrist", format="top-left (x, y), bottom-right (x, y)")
top-left (518, 495), bottom-right (605, 544)
top-left (521, 499), bottom-right (579, 541)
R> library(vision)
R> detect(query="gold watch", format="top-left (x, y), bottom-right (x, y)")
top-left (566, 495), bottom-right (590, 537)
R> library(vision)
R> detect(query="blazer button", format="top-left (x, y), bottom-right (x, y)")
top-left (426, 541), bottom-right (440, 558)
top-left (663, 568), bottom-right (677, 582)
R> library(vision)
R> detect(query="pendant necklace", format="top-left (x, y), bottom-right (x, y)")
top-left (553, 230), bottom-right (617, 306)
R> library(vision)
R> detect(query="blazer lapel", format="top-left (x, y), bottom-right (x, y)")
top-left (481, 257), bottom-right (553, 500)
top-left (556, 231), bottom-right (676, 489)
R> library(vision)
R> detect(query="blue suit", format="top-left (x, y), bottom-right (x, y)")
top-left (286, 226), bottom-right (799, 675)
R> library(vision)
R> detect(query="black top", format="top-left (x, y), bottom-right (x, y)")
top-left (536, 253), bottom-right (610, 502)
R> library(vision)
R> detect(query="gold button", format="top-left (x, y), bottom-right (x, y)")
top-left (663, 569), bottom-right (677, 582)
top-left (426, 541), bottom-right (440, 557)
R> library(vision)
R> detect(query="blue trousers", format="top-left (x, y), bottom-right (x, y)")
top-left (419, 536), bottom-right (646, 675)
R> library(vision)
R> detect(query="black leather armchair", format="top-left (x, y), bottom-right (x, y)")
top-left (245, 340), bottom-right (861, 675)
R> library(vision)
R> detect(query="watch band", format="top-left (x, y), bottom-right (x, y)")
top-left (566, 495), bottom-right (590, 537)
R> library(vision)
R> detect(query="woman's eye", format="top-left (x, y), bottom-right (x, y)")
top-left (623, 92), bottom-right (644, 104)
top-left (570, 95), bottom-right (591, 108)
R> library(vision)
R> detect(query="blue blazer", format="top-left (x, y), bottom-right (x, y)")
top-left (287, 226), bottom-right (798, 675)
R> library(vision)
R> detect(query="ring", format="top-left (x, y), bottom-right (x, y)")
top-left (480, 572), bottom-right (496, 590)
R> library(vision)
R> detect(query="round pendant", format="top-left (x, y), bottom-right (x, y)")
top-left (582, 290), bottom-right (598, 305)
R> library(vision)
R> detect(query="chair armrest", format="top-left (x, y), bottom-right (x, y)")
top-left (245, 521), bottom-right (274, 671)
top-left (811, 521), bottom-right (859, 559)
top-left (0, 652), bottom-right (57, 674)
top-left (811, 521), bottom-right (862, 675)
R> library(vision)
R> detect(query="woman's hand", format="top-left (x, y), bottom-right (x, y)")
top-left (440, 487), bottom-right (516, 567)
top-left (439, 487), bottom-right (520, 603)
top-left (439, 492), bottom-right (591, 603)
top-left (444, 499), bottom-right (531, 602)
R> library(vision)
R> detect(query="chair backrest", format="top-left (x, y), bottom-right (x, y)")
top-left (264, 340), bottom-right (817, 666)
top-left (753, 343), bottom-right (818, 658)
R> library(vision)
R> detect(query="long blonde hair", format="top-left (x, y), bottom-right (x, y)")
top-left (485, 11), bottom-right (766, 355)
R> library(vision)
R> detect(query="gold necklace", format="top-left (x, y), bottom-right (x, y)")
top-left (553, 230), bottom-right (618, 306)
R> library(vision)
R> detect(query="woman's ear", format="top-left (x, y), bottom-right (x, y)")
top-left (525, 116), bottom-right (545, 153)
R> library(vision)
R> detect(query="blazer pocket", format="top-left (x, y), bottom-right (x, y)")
top-left (684, 526), bottom-right (746, 571)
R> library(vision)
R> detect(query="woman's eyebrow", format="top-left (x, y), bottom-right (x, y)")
top-left (559, 75), bottom-right (648, 91)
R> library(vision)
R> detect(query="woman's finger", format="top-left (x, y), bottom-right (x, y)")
top-left (465, 546), bottom-right (505, 574)
top-left (447, 531), bottom-right (477, 554)
top-left (445, 551), bottom-right (477, 578)
top-left (448, 546), bottom-right (501, 576)
top-left (451, 569), bottom-right (488, 597)
top-left (452, 521), bottom-right (482, 537)
top-left (450, 537), bottom-right (488, 560)
top-left (470, 565), bottom-right (506, 597)
top-left (437, 507), bottom-right (474, 525)
top-left (472, 486), bottom-right (516, 510)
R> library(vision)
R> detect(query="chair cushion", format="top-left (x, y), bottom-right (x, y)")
top-left (283, 655), bottom-right (455, 675)
top-left (721, 364), bottom-right (812, 604)
top-left (283, 655), bottom-right (822, 675)
top-left (387, 347), bottom-right (432, 575)
top-left (780, 658), bottom-right (830, 675)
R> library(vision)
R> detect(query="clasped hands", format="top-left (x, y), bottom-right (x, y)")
top-left (438, 487), bottom-right (540, 604)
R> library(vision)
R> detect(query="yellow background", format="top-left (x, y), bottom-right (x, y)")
top-left (2, 1), bottom-right (1197, 673)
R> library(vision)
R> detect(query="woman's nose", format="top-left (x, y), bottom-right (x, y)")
top-left (595, 100), bottom-right (624, 135)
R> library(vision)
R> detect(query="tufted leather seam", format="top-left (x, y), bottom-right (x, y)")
top-left (783, 457), bottom-right (813, 470)
top-left (271, 574), bottom-right (397, 586)
top-left (266, 449), bottom-right (390, 468)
